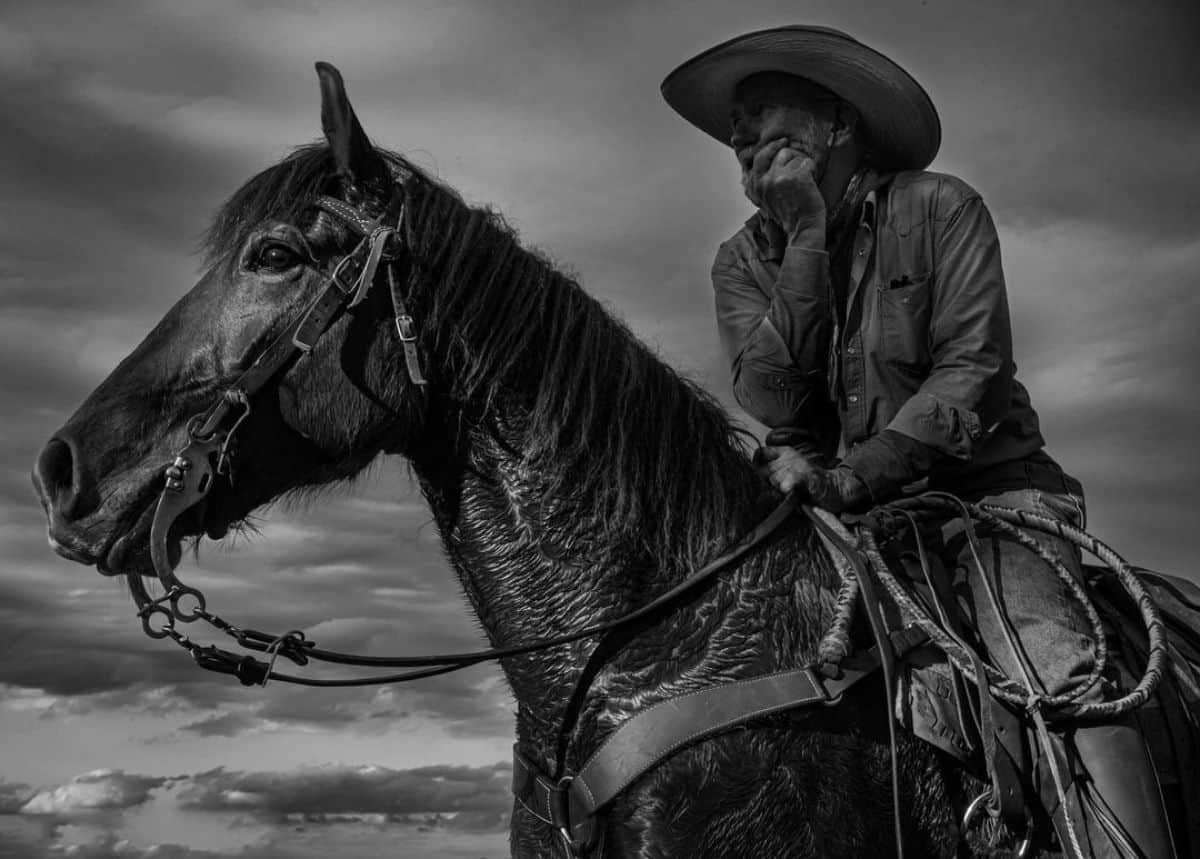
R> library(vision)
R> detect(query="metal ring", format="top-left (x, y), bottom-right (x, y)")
top-left (139, 604), bottom-right (176, 640)
top-left (185, 412), bottom-right (219, 443)
top-left (169, 585), bottom-right (207, 621)
top-left (961, 790), bottom-right (1034, 857)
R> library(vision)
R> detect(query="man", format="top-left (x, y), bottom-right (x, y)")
top-left (662, 26), bottom-right (1176, 857)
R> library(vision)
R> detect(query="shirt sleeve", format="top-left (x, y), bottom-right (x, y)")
top-left (876, 192), bottom-right (1014, 463)
top-left (711, 226), bottom-right (836, 440)
top-left (841, 429), bottom-right (942, 502)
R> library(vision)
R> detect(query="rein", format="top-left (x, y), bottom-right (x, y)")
top-left (132, 493), bottom-right (799, 688)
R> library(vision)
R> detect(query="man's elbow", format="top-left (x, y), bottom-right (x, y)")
top-left (732, 371), bottom-right (811, 429)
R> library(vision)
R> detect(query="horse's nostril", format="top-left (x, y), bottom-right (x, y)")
top-left (36, 437), bottom-right (81, 519)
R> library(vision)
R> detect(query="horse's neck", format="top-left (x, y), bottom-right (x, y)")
top-left (411, 409), bottom-right (833, 764)
top-left (420, 419), bottom-right (632, 729)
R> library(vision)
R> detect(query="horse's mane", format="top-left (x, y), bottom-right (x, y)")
top-left (203, 143), bottom-right (766, 566)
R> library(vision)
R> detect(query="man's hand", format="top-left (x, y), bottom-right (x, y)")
top-left (756, 445), bottom-right (869, 513)
top-left (742, 139), bottom-right (826, 239)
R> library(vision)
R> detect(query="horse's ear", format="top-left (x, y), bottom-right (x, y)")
top-left (315, 62), bottom-right (388, 199)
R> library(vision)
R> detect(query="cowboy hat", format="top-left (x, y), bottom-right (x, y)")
top-left (661, 25), bottom-right (940, 170)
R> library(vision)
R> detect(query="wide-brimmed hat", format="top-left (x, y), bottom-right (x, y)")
top-left (661, 26), bottom-right (940, 170)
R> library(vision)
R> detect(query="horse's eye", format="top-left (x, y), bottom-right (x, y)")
top-left (256, 244), bottom-right (299, 272)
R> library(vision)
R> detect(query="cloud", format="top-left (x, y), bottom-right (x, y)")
top-left (19, 771), bottom-right (169, 815)
top-left (177, 761), bottom-right (511, 818)
top-left (170, 663), bottom-right (513, 740)
top-left (0, 781), bottom-right (36, 814)
top-left (1, 12), bottom-right (1197, 859)
top-left (178, 711), bottom-right (261, 738)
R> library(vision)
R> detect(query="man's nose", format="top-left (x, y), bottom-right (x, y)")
top-left (33, 434), bottom-right (91, 521)
top-left (730, 115), bottom-right (757, 150)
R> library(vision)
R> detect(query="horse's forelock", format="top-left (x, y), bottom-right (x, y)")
top-left (200, 143), bottom-right (421, 268)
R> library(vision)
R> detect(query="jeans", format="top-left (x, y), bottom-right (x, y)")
top-left (914, 454), bottom-right (1099, 704)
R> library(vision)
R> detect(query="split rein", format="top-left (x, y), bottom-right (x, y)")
top-left (132, 494), bottom-right (801, 689)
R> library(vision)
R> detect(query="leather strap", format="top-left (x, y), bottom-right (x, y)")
top-left (515, 627), bottom-right (928, 846)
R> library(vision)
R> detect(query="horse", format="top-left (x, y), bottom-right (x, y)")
top-left (33, 62), bottom-right (1034, 858)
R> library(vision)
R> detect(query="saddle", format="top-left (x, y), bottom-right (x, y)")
top-left (887, 548), bottom-right (1200, 856)
top-left (511, 500), bottom-right (1199, 858)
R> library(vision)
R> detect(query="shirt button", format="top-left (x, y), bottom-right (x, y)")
top-left (848, 394), bottom-right (860, 404)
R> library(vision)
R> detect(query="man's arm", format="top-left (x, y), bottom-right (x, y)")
top-left (712, 224), bottom-right (835, 445)
top-left (842, 190), bottom-right (1014, 501)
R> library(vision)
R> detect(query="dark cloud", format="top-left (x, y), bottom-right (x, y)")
top-left (177, 761), bottom-right (511, 818)
top-left (0, 829), bottom-right (227, 859)
top-left (1, 14), bottom-right (1196, 859)
top-left (178, 710), bottom-right (261, 738)
top-left (0, 781), bottom-right (36, 814)
top-left (170, 664), bottom-right (512, 739)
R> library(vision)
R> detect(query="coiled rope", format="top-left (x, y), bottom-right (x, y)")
top-left (810, 491), bottom-right (1168, 859)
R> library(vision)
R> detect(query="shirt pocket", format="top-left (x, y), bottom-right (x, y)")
top-left (877, 272), bottom-right (933, 377)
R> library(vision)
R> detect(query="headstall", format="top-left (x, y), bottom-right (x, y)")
top-left (132, 186), bottom-right (432, 682)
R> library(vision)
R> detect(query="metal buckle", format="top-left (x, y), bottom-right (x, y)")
top-left (805, 665), bottom-right (846, 707)
top-left (395, 314), bottom-right (417, 342)
top-left (550, 775), bottom-right (587, 857)
top-left (327, 253), bottom-right (358, 297)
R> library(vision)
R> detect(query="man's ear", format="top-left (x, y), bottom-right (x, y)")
top-left (831, 100), bottom-right (861, 147)
top-left (315, 62), bottom-right (389, 200)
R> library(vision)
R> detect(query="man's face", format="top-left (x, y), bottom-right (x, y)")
top-left (731, 73), bottom-right (837, 196)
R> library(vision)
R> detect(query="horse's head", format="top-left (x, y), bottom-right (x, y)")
top-left (32, 64), bottom-right (428, 578)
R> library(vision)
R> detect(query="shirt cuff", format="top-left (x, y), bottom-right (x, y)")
top-left (841, 429), bottom-right (943, 503)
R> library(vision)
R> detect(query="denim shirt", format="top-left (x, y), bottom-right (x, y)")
top-left (712, 169), bottom-right (1061, 498)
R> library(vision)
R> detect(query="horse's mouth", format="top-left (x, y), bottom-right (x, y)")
top-left (97, 487), bottom-right (232, 578)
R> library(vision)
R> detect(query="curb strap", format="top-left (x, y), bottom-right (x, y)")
top-left (514, 627), bottom-right (928, 856)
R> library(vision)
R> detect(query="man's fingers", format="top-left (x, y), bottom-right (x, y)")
top-left (772, 146), bottom-right (799, 167)
top-left (750, 139), bottom-right (787, 176)
top-left (775, 474), bottom-right (797, 493)
top-left (770, 468), bottom-right (801, 494)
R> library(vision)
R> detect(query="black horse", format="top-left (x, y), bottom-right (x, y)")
top-left (33, 63), bottom-right (1035, 857)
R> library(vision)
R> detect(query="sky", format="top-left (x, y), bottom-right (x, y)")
top-left (2, 1), bottom-right (1198, 856)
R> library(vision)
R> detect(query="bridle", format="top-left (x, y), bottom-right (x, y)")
top-left (132, 184), bottom-right (429, 673)
top-left (129, 182), bottom-right (799, 690)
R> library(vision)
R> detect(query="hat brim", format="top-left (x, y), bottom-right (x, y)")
top-left (661, 26), bottom-right (940, 171)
